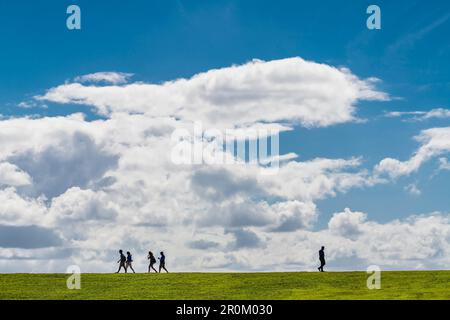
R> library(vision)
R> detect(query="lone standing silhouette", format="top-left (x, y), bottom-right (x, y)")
top-left (318, 246), bottom-right (326, 272)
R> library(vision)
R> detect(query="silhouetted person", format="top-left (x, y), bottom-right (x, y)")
top-left (318, 246), bottom-right (326, 272)
top-left (116, 250), bottom-right (127, 273)
top-left (148, 251), bottom-right (157, 273)
top-left (158, 251), bottom-right (168, 273)
top-left (126, 251), bottom-right (136, 273)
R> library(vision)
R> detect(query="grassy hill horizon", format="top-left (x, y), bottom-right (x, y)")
top-left (1, 271), bottom-right (449, 300)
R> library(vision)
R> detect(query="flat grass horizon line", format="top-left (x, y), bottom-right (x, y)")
top-left (1, 269), bottom-right (449, 275)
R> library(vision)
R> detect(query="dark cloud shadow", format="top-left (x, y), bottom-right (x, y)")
top-left (0, 224), bottom-right (63, 249)
top-left (10, 132), bottom-right (118, 199)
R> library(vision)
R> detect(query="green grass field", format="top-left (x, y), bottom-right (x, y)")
top-left (1, 271), bottom-right (449, 300)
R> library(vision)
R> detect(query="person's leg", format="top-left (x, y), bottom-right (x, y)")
top-left (320, 260), bottom-right (325, 272)
top-left (159, 264), bottom-right (162, 273)
top-left (151, 264), bottom-right (157, 272)
top-left (163, 264), bottom-right (168, 273)
top-left (130, 263), bottom-right (135, 273)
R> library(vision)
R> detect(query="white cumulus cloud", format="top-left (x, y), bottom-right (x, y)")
top-left (37, 57), bottom-right (389, 129)
top-left (74, 72), bottom-right (133, 85)
top-left (0, 162), bottom-right (32, 187)
top-left (9, 58), bottom-right (450, 273)
top-left (375, 126), bottom-right (450, 178)
top-left (385, 108), bottom-right (450, 121)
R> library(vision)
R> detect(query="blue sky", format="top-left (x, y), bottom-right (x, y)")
top-left (1, 0), bottom-right (448, 104)
top-left (0, 1), bottom-right (449, 271)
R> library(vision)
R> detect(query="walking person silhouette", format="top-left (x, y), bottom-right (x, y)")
top-left (116, 249), bottom-right (127, 273)
top-left (158, 251), bottom-right (169, 273)
top-left (318, 246), bottom-right (326, 272)
top-left (147, 251), bottom-right (158, 273)
top-left (126, 251), bottom-right (136, 273)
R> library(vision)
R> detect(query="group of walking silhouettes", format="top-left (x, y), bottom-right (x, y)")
top-left (115, 246), bottom-right (325, 273)
top-left (116, 250), bottom-right (169, 273)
